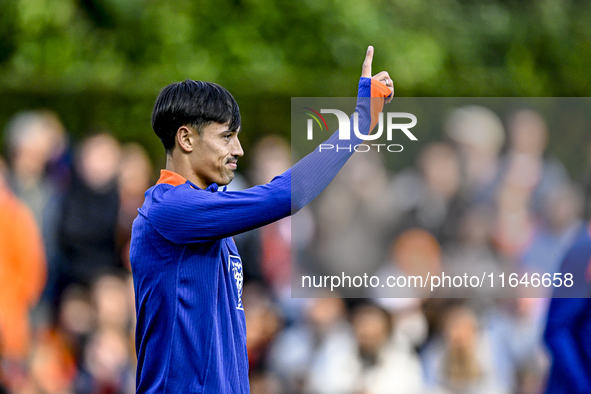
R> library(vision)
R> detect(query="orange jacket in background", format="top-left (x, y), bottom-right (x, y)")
top-left (0, 183), bottom-right (46, 360)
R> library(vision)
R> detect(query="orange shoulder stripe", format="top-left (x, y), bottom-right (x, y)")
top-left (156, 170), bottom-right (187, 187)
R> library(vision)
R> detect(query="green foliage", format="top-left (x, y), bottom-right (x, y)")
top-left (0, 0), bottom-right (590, 172)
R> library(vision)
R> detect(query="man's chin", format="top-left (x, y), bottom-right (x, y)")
top-left (218, 173), bottom-right (234, 186)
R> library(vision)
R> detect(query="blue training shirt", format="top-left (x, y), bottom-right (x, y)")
top-left (130, 77), bottom-right (391, 393)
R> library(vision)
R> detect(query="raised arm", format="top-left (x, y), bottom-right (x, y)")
top-left (147, 47), bottom-right (393, 244)
top-left (292, 46), bottom-right (392, 210)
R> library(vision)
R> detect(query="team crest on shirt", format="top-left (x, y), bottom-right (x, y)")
top-left (229, 254), bottom-right (244, 310)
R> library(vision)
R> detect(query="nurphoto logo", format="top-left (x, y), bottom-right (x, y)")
top-left (304, 107), bottom-right (418, 153)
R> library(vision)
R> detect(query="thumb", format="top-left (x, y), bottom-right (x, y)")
top-left (361, 46), bottom-right (373, 78)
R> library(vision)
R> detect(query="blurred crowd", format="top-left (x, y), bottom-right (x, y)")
top-left (0, 105), bottom-right (590, 394)
top-left (0, 111), bottom-right (146, 394)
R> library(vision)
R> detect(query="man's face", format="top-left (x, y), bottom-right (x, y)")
top-left (189, 121), bottom-right (243, 189)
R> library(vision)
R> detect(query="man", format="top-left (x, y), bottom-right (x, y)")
top-left (130, 46), bottom-right (393, 393)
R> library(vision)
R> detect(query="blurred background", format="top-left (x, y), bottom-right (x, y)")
top-left (2, 0), bottom-right (591, 393)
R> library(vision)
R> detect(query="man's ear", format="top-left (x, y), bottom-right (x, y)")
top-left (176, 126), bottom-right (195, 153)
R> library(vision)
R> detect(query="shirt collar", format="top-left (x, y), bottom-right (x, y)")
top-left (156, 170), bottom-right (187, 187)
top-left (156, 169), bottom-right (220, 192)
top-left (205, 183), bottom-right (219, 192)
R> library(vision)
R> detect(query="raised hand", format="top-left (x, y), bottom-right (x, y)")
top-left (361, 46), bottom-right (394, 101)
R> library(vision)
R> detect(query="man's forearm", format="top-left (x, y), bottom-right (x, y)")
top-left (291, 76), bottom-right (390, 211)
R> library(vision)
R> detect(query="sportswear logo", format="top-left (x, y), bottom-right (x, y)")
top-left (229, 254), bottom-right (244, 310)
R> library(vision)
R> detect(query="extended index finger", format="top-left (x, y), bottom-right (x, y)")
top-left (361, 46), bottom-right (373, 78)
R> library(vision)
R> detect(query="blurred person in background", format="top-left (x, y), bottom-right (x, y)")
top-left (91, 275), bottom-right (134, 334)
top-left (503, 108), bottom-right (570, 218)
top-left (269, 296), bottom-right (352, 393)
top-left (117, 143), bottom-right (153, 271)
top-left (289, 300), bottom-right (424, 394)
top-left (348, 302), bottom-right (424, 394)
top-left (53, 274), bottom-right (136, 394)
top-left (422, 304), bottom-right (511, 394)
top-left (241, 283), bottom-right (282, 394)
top-left (73, 326), bottom-right (135, 394)
top-left (444, 105), bottom-right (505, 208)
top-left (44, 274), bottom-right (136, 394)
top-left (57, 133), bottom-right (122, 304)
top-left (3, 110), bottom-right (71, 317)
top-left (493, 108), bottom-right (570, 257)
top-left (484, 297), bottom-right (549, 394)
top-left (26, 329), bottom-right (77, 394)
top-left (0, 156), bottom-right (47, 392)
top-left (520, 182), bottom-right (583, 276)
top-left (380, 142), bottom-right (464, 245)
top-left (56, 285), bottom-right (96, 371)
top-left (373, 228), bottom-right (442, 298)
top-left (3, 110), bottom-right (66, 226)
top-left (442, 206), bottom-right (504, 297)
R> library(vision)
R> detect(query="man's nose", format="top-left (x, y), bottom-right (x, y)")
top-left (232, 138), bottom-right (244, 157)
